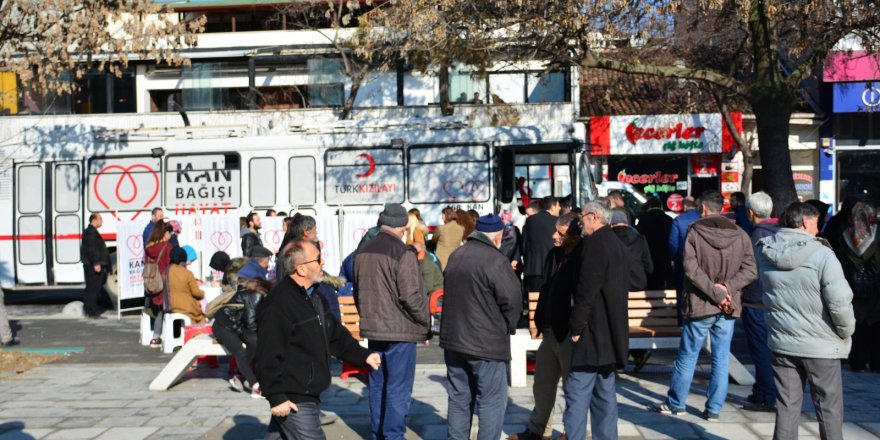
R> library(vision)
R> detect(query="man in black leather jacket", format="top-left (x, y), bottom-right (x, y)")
top-left (241, 212), bottom-right (264, 257)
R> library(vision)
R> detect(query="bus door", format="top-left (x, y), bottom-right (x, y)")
top-left (496, 144), bottom-right (579, 210)
top-left (14, 161), bottom-right (84, 285)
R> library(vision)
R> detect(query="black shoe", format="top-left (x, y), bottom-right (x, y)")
top-left (742, 402), bottom-right (776, 412)
top-left (633, 351), bottom-right (653, 373)
top-left (508, 430), bottom-right (548, 440)
top-left (1, 339), bottom-right (20, 348)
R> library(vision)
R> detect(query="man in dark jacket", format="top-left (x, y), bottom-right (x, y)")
top-left (522, 196), bottom-right (560, 293)
top-left (441, 214), bottom-right (522, 440)
top-left (81, 213), bottom-right (110, 319)
top-left (741, 191), bottom-right (779, 411)
top-left (611, 208), bottom-right (654, 372)
top-left (142, 207), bottom-right (163, 249)
top-left (510, 212), bottom-right (581, 440)
top-left (636, 197), bottom-right (673, 289)
top-left (651, 190), bottom-right (757, 421)
top-left (241, 212), bottom-right (263, 257)
top-left (257, 240), bottom-right (380, 438)
top-left (669, 196), bottom-right (701, 323)
top-left (563, 200), bottom-right (629, 440)
top-left (353, 203), bottom-right (429, 440)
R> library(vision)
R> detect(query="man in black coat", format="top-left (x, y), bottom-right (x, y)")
top-left (522, 196), bottom-right (560, 293)
top-left (564, 200), bottom-right (629, 440)
top-left (441, 214), bottom-right (522, 440)
top-left (635, 197), bottom-right (673, 289)
top-left (80, 213), bottom-right (110, 319)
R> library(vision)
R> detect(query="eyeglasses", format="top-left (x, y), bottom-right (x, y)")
top-left (581, 212), bottom-right (596, 219)
top-left (300, 255), bottom-right (323, 266)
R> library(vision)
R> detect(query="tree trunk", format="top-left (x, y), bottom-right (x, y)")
top-left (339, 73), bottom-right (362, 120)
top-left (751, 88), bottom-right (798, 217)
top-left (439, 63), bottom-right (453, 116)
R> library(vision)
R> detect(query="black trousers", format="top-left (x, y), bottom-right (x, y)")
top-left (83, 266), bottom-right (107, 317)
top-left (849, 321), bottom-right (880, 372)
top-left (213, 316), bottom-right (259, 386)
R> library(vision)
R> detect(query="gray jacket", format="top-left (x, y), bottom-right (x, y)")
top-left (757, 228), bottom-right (856, 359)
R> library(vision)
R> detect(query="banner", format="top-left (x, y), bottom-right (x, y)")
top-left (590, 113), bottom-right (741, 155)
top-left (200, 216), bottom-right (241, 281)
top-left (341, 213), bottom-right (379, 262)
top-left (318, 215), bottom-right (341, 276)
top-left (116, 219), bottom-right (150, 301)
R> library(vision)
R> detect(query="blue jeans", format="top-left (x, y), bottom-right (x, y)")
top-left (742, 306), bottom-right (776, 405)
top-left (665, 314), bottom-right (735, 414)
top-left (265, 402), bottom-right (324, 440)
top-left (444, 350), bottom-right (509, 440)
top-left (562, 367), bottom-right (617, 440)
top-left (368, 341), bottom-right (416, 440)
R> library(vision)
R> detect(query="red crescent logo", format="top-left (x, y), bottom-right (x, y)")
top-left (355, 153), bottom-right (376, 178)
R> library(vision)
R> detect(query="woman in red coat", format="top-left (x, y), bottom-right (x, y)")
top-left (145, 221), bottom-right (174, 347)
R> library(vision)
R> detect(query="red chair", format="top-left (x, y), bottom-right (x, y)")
top-left (429, 290), bottom-right (443, 314)
top-left (184, 324), bottom-right (219, 369)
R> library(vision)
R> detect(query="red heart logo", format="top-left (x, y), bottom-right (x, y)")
top-left (263, 229), bottom-right (283, 252)
top-left (92, 164), bottom-right (160, 221)
top-left (210, 231), bottom-right (233, 252)
top-left (442, 180), bottom-right (485, 202)
top-left (126, 235), bottom-right (143, 258)
top-left (353, 227), bottom-right (368, 242)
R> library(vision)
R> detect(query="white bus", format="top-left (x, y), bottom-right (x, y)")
top-left (0, 118), bottom-right (596, 293)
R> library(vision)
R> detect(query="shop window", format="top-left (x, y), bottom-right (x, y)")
top-left (449, 64), bottom-right (486, 104)
top-left (528, 72), bottom-right (565, 103)
top-left (837, 149), bottom-right (880, 207)
top-left (249, 158), bottom-right (276, 207)
top-left (289, 156), bottom-right (317, 206)
top-left (489, 73), bottom-right (526, 104)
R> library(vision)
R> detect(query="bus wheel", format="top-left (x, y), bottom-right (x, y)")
top-left (104, 252), bottom-right (120, 310)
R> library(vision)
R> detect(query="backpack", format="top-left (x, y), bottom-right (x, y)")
top-left (143, 245), bottom-right (168, 296)
top-left (205, 287), bottom-right (242, 319)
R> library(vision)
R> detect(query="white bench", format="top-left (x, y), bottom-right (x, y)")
top-left (149, 334), bottom-right (230, 391)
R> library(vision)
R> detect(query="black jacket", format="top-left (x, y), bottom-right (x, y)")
top-left (440, 232), bottom-right (523, 361)
top-left (612, 225), bottom-right (654, 291)
top-left (353, 230), bottom-right (429, 342)
top-left (241, 231), bottom-right (263, 257)
top-left (534, 241), bottom-right (583, 342)
top-left (522, 210), bottom-right (557, 277)
top-left (221, 277), bottom-right (272, 335)
top-left (256, 276), bottom-right (370, 407)
top-left (81, 224), bottom-right (110, 268)
top-left (570, 226), bottom-right (630, 369)
top-left (636, 208), bottom-right (673, 290)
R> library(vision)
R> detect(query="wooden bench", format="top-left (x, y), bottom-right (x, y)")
top-left (338, 295), bottom-right (370, 379)
top-left (515, 289), bottom-right (755, 386)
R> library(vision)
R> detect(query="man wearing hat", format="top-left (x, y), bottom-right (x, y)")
top-left (441, 214), bottom-right (523, 440)
top-left (353, 203), bottom-right (430, 440)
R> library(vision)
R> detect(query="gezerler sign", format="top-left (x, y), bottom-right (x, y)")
top-left (590, 113), bottom-right (742, 155)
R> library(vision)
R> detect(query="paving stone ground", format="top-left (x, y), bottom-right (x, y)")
top-left (1, 317), bottom-right (879, 439)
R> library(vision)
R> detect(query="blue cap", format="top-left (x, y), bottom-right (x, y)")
top-left (475, 214), bottom-right (504, 233)
top-left (182, 245), bottom-right (198, 262)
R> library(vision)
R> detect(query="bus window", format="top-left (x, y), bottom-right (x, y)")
top-left (165, 153), bottom-right (241, 211)
top-left (17, 165), bottom-right (43, 214)
top-left (249, 157), bottom-right (276, 207)
top-left (289, 156), bottom-right (316, 206)
top-left (54, 164), bottom-right (81, 213)
top-left (324, 148), bottom-right (404, 205)
top-left (408, 145), bottom-right (490, 204)
top-left (54, 215), bottom-right (81, 264)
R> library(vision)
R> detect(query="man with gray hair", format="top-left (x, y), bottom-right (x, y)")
top-left (741, 191), bottom-right (779, 411)
top-left (441, 214), bottom-right (522, 440)
top-left (564, 200), bottom-right (629, 440)
top-left (353, 203), bottom-right (430, 440)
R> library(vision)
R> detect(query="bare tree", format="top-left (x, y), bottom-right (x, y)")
top-left (0, 0), bottom-right (204, 95)
top-left (357, 0), bottom-right (880, 215)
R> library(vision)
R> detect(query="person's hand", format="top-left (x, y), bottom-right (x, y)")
top-left (571, 335), bottom-right (580, 343)
top-left (719, 294), bottom-right (732, 308)
top-left (366, 353), bottom-right (382, 370)
top-left (715, 283), bottom-right (729, 295)
top-left (510, 260), bottom-right (518, 270)
top-left (271, 401), bottom-right (298, 418)
top-left (94, 264), bottom-right (102, 273)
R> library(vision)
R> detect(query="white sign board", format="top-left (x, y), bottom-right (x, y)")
top-left (324, 149), bottom-right (404, 204)
top-left (607, 114), bottom-right (723, 155)
top-left (88, 157), bottom-right (161, 220)
top-left (317, 215), bottom-right (341, 276)
top-left (165, 154), bottom-right (241, 213)
top-left (116, 219), bottom-right (150, 301)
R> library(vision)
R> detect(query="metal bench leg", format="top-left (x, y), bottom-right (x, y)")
top-left (703, 335), bottom-right (756, 386)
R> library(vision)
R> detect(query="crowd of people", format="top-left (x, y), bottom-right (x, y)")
top-left (63, 188), bottom-right (879, 440)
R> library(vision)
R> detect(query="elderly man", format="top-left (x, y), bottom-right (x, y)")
top-left (257, 240), bottom-right (380, 439)
top-left (651, 190), bottom-right (756, 421)
top-left (510, 212), bottom-right (582, 440)
top-left (353, 203), bottom-right (430, 440)
top-left (81, 213), bottom-right (110, 319)
top-left (757, 202), bottom-right (855, 440)
top-left (741, 191), bottom-right (779, 411)
top-left (441, 214), bottom-right (523, 440)
top-left (564, 200), bottom-right (629, 440)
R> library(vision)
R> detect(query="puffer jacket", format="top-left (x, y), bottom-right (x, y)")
top-left (682, 215), bottom-right (757, 319)
top-left (757, 228), bottom-right (855, 359)
top-left (353, 230), bottom-right (430, 342)
top-left (742, 220), bottom-right (779, 307)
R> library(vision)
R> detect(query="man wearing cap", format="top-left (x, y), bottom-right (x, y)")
top-left (441, 214), bottom-right (523, 440)
top-left (353, 203), bottom-right (430, 440)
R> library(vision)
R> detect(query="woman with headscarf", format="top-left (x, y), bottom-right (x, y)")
top-left (168, 245), bottom-right (206, 324)
top-left (834, 202), bottom-right (880, 372)
top-left (145, 221), bottom-right (174, 348)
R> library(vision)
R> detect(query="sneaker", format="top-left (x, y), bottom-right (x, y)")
top-left (507, 429), bottom-right (547, 440)
top-left (228, 376), bottom-right (244, 393)
top-left (149, 338), bottom-right (162, 348)
top-left (319, 410), bottom-right (338, 426)
top-left (250, 382), bottom-right (264, 399)
top-left (649, 402), bottom-right (684, 415)
top-left (702, 410), bottom-right (720, 422)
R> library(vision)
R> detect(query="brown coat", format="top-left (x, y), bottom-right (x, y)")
top-left (682, 215), bottom-right (757, 319)
top-left (432, 221), bottom-right (464, 269)
top-left (168, 264), bottom-right (206, 324)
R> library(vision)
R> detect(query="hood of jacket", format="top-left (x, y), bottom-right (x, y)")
top-left (237, 259), bottom-right (268, 280)
top-left (758, 228), bottom-right (827, 271)
top-left (611, 225), bottom-right (641, 247)
top-left (689, 215), bottom-right (743, 250)
top-left (237, 277), bottom-right (273, 295)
